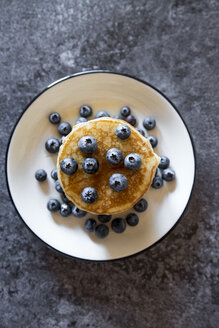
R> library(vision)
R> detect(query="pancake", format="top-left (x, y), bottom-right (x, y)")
top-left (57, 118), bottom-right (160, 214)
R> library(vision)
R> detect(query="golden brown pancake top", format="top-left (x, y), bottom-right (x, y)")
top-left (57, 118), bottom-right (160, 214)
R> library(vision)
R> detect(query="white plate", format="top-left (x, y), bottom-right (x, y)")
top-left (6, 71), bottom-right (196, 261)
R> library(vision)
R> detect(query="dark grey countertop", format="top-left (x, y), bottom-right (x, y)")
top-left (1, 1), bottom-right (218, 327)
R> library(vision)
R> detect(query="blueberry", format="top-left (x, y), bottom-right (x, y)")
top-left (58, 122), bottom-right (72, 136)
top-left (78, 136), bottom-right (98, 154)
top-left (120, 106), bottom-right (131, 117)
top-left (60, 203), bottom-right (72, 217)
top-left (79, 105), bottom-right (92, 117)
top-left (106, 148), bottom-right (123, 165)
top-left (143, 116), bottom-right (156, 130)
top-left (82, 158), bottom-right (99, 174)
top-left (109, 173), bottom-right (127, 192)
top-left (151, 176), bottom-right (163, 189)
top-left (124, 153), bottom-right (142, 170)
top-left (136, 127), bottom-right (145, 136)
top-left (126, 213), bottom-right (139, 226)
top-left (45, 138), bottom-right (60, 153)
top-left (113, 115), bottom-right (123, 120)
top-left (59, 136), bottom-right (65, 145)
top-left (155, 167), bottom-right (162, 178)
top-left (126, 114), bottom-right (136, 126)
top-left (81, 187), bottom-right (98, 204)
top-left (95, 110), bottom-right (110, 118)
top-left (61, 193), bottom-right (71, 204)
top-left (147, 135), bottom-right (158, 148)
top-left (84, 218), bottom-right (97, 232)
top-left (98, 215), bottom-right (112, 223)
top-left (76, 117), bottom-right (88, 125)
top-left (162, 168), bottom-right (176, 181)
top-left (55, 180), bottom-right (64, 193)
top-left (35, 169), bottom-right (47, 182)
top-left (95, 224), bottom-right (109, 238)
top-left (116, 124), bottom-right (131, 140)
top-left (60, 158), bottom-right (78, 175)
top-left (50, 168), bottom-right (58, 181)
top-left (49, 112), bottom-right (61, 124)
top-left (72, 205), bottom-right (87, 218)
top-left (158, 156), bottom-right (170, 169)
top-left (47, 199), bottom-right (61, 212)
top-left (134, 198), bottom-right (148, 212)
top-left (111, 218), bottom-right (126, 233)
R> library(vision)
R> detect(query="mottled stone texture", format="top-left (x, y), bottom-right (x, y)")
top-left (0, 0), bottom-right (218, 327)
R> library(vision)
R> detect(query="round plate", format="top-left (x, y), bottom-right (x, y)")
top-left (6, 71), bottom-right (196, 261)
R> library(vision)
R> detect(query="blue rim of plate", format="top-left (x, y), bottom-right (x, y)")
top-left (5, 70), bottom-right (197, 262)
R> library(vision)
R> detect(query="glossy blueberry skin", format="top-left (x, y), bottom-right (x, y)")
top-left (78, 136), bottom-right (98, 154)
top-left (58, 122), bottom-right (72, 136)
top-left (162, 168), bottom-right (176, 181)
top-left (155, 167), bottom-right (162, 178)
top-left (143, 116), bottom-right (156, 130)
top-left (95, 224), bottom-right (109, 238)
top-left (79, 105), bottom-right (92, 118)
top-left (84, 218), bottom-right (97, 232)
top-left (109, 173), bottom-right (127, 192)
top-left (111, 218), bottom-right (126, 233)
top-left (151, 176), bottom-right (163, 189)
top-left (60, 203), bottom-right (72, 217)
top-left (147, 135), bottom-right (158, 148)
top-left (98, 215), bottom-right (112, 223)
top-left (126, 114), bottom-right (136, 126)
top-left (82, 158), bottom-right (99, 174)
top-left (49, 112), bottom-right (61, 124)
top-left (47, 199), bottom-right (61, 212)
top-left (124, 153), bottom-right (142, 170)
top-left (35, 169), bottom-right (47, 182)
top-left (106, 148), bottom-right (123, 165)
top-left (59, 136), bottom-right (65, 145)
top-left (60, 158), bottom-right (78, 175)
top-left (45, 138), bottom-right (60, 153)
top-left (116, 124), bottom-right (131, 140)
top-left (133, 198), bottom-right (148, 212)
top-left (61, 193), bottom-right (71, 204)
top-left (158, 156), bottom-right (170, 169)
top-left (136, 127), bottom-right (145, 136)
top-left (120, 106), bottom-right (131, 117)
top-left (55, 180), bottom-right (64, 193)
top-left (76, 117), bottom-right (88, 125)
top-left (81, 187), bottom-right (98, 204)
top-left (95, 110), bottom-right (110, 118)
top-left (113, 115), bottom-right (123, 120)
top-left (50, 168), bottom-right (58, 181)
top-left (126, 213), bottom-right (139, 226)
top-left (72, 205), bottom-right (87, 218)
